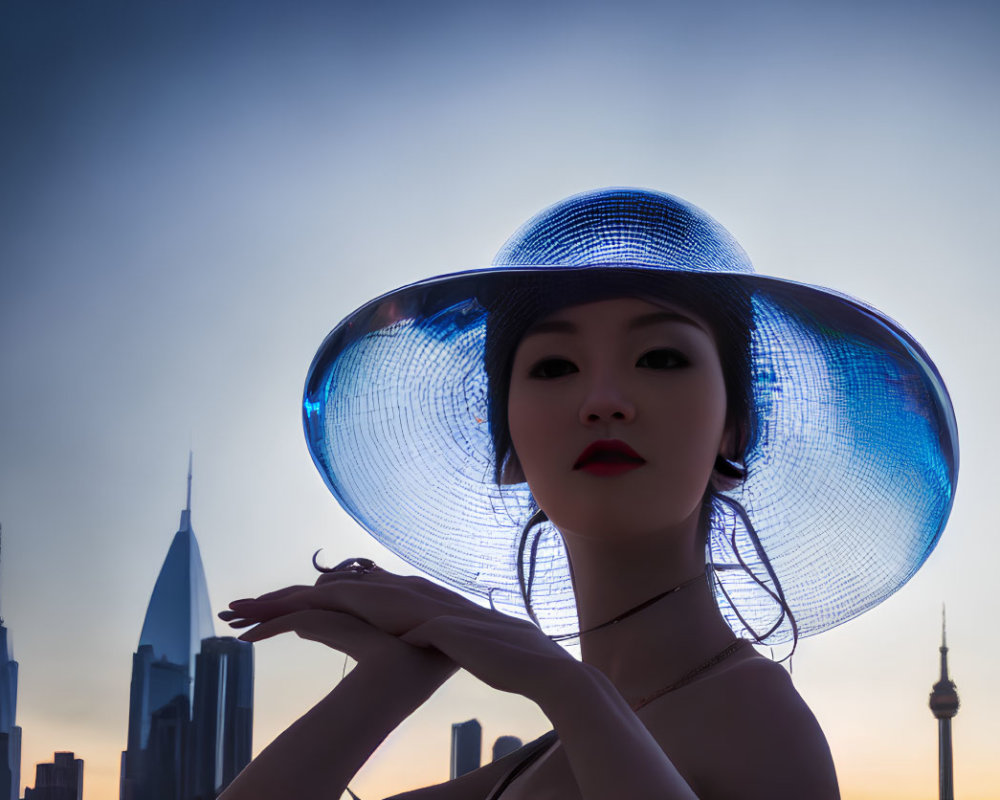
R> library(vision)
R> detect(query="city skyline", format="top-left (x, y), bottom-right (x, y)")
top-left (2, 1), bottom-right (998, 798)
top-left (7, 623), bottom-right (975, 800)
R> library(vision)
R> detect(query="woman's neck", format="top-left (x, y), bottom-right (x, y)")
top-left (560, 516), bottom-right (737, 700)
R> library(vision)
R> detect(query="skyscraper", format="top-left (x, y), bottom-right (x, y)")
top-left (23, 752), bottom-right (83, 800)
top-left (491, 736), bottom-right (523, 762)
top-left (121, 459), bottom-right (252, 800)
top-left (0, 526), bottom-right (22, 800)
top-left (929, 607), bottom-right (960, 800)
top-left (450, 719), bottom-right (482, 779)
top-left (189, 637), bottom-right (253, 800)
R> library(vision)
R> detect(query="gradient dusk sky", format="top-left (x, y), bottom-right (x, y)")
top-left (2, 1), bottom-right (998, 798)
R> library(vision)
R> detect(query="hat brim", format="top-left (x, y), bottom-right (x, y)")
top-left (304, 265), bottom-right (958, 644)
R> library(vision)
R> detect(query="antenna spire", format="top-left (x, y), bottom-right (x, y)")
top-left (940, 604), bottom-right (950, 681)
top-left (0, 522), bottom-right (4, 625)
top-left (186, 451), bottom-right (193, 513)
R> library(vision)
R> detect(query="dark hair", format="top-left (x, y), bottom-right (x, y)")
top-left (480, 272), bottom-right (799, 653)
top-left (482, 270), bottom-right (757, 487)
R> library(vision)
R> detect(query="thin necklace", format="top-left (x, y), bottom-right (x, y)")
top-left (548, 573), bottom-right (705, 643)
top-left (631, 639), bottom-right (750, 711)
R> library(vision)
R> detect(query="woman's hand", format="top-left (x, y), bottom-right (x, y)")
top-left (402, 612), bottom-right (576, 698)
top-left (226, 567), bottom-right (580, 702)
top-left (221, 581), bottom-right (457, 680)
top-left (217, 575), bottom-right (460, 800)
top-left (220, 569), bottom-right (702, 800)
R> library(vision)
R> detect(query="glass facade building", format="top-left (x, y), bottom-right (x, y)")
top-left (23, 752), bottom-right (83, 800)
top-left (450, 719), bottom-right (482, 779)
top-left (121, 466), bottom-right (252, 800)
top-left (189, 637), bottom-right (253, 800)
top-left (0, 622), bottom-right (20, 800)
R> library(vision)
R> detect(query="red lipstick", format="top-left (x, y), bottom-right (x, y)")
top-left (573, 439), bottom-right (646, 477)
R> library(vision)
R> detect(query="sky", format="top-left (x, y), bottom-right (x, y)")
top-left (1, 0), bottom-right (998, 798)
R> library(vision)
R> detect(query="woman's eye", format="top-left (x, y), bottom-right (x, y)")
top-left (528, 358), bottom-right (578, 379)
top-left (636, 348), bottom-right (689, 369)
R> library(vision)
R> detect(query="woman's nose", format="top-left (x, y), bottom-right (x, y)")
top-left (579, 375), bottom-right (636, 424)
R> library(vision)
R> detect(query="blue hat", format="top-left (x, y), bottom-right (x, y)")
top-left (303, 188), bottom-right (958, 645)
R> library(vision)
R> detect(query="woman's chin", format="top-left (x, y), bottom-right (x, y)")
top-left (551, 509), bottom-right (700, 547)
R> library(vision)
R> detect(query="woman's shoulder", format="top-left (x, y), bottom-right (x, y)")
top-left (641, 648), bottom-right (840, 799)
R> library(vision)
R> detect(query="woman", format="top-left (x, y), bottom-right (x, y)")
top-left (219, 189), bottom-right (958, 799)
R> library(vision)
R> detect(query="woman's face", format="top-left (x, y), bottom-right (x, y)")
top-left (507, 297), bottom-right (729, 541)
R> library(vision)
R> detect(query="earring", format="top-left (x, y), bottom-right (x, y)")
top-left (714, 454), bottom-right (747, 481)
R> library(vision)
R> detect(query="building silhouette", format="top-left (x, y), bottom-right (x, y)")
top-left (0, 526), bottom-right (21, 800)
top-left (23, 752), bottom-right (82, 800)
top-left (928, 607), bottom-right (959, 800)
top-left (450, 719), bottom-right (481, 779)
top-left (491, 736), bottom-right (523, 762)
top-left (189, 637), bottom-right (253, 800)
top-left (121, 459), bottom-right (253, 800)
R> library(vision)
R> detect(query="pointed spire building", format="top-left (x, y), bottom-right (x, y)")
top-left (929, 606), bottom-right (959, 800)
top-left (121, 459), bottom-right (252, 800)
top-left (136, 454), bottom-right (215, 696)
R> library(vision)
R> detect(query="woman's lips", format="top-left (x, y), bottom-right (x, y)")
top-left (573, 439), bottom-right (646, 477)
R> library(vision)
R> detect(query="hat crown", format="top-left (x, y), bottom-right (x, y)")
top-left (493, 188), bottom-right (755, 274)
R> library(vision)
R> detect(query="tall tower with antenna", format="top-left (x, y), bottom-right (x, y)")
top-left (121, 457), bottom-right (215, 800)
top-left (0, 524), bottom-right (23, 800)
top-left (928, 607), bottom-right (960, 800)
top-left (120, 456), bottom-right (253, 800)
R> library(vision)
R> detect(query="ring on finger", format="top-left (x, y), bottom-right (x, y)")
top-left (314, 551), bottom-right (379, 575)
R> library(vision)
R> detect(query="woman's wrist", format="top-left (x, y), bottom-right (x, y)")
top-left (534, 658), bottom-right (618, 722)
top-left (221, 643), bottom-right (455, 799)
top-left (358, 639), bottom-right (458, 698)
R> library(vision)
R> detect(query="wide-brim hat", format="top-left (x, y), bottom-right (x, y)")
top-left (303, 188), bottom-right (958, 645)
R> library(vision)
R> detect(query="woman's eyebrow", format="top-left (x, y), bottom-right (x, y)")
top-left (628, 310), bottom-right (706, 332)
top-left (520, 319), bottom-right (577, 339)
top-left (521, 310), bottom-right (706, 340)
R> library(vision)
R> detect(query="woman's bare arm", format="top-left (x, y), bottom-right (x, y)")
top-left (217, 607), bottom-right (456, 800)
top-left (222, 575), bottom-right (836, 800)
top-left (402, 614), bottom-right (700, 800)
top-left (222, 576), bottom-right (698, 800)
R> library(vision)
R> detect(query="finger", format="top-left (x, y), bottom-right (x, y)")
top-left (220, 614), bottom-right (275, 629)
top-left (309, 572), bottom-right (467, 608)
top-left (300, 581), bottom-right (422, 633)
top-left (300, 577), bottom-right (486, 639)
top-left (237, 618), bottom-right (289, 643)
top-left (237, 610), bottom-right (340, 643)
top-left (227, 587), bottom-right (318, 624)
top-left (229, 585), bottom-right (312, 607)
top-left (237, 610), bottom-right (385, 657)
